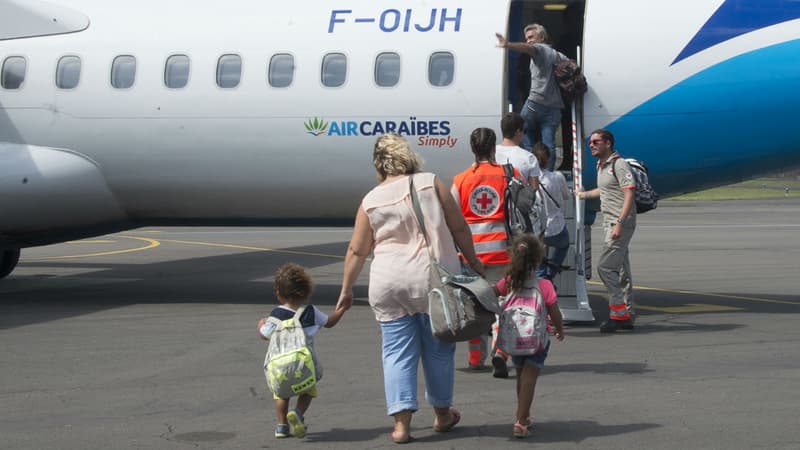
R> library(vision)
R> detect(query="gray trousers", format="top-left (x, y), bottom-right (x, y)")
top-left (597, 223), bottom-right (636, 320)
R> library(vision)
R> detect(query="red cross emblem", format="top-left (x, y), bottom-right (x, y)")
top-left (476, 192), bottom-right (493, 209)
top-left (469, 186), bottom-right (500, 216)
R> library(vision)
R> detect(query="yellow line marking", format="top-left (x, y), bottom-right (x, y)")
top-left (153, 238), bottom-right (345, 259)
top-left (587, 280), bottom-right (798, 306)
top-left (22, 234), bottom-right (798, 311)
top-left (637, 304), bottom-right (744, 313)
top-left (26, 236), bottom-right (160, 261)
top-left (66, 240), bottom-right (116, 244)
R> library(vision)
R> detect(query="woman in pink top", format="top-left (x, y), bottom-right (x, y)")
top-left (336, 134), bottom-right (484, 444)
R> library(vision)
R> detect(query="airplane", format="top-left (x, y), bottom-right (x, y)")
top-left (3, 0), bottom-right (800, 285)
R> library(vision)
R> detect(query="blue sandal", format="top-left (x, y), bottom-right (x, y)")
top-left (275, 423), bottom-right (291, 438)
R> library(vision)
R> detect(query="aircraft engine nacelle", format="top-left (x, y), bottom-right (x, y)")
top-left (0, 143), bottom-right (127, 247)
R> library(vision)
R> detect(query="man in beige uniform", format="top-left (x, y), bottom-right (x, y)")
top-left (577, 129), bottom-right (637, 333)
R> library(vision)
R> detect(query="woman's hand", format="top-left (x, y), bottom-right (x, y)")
top-left (336, 289), bottom-right (354, 313)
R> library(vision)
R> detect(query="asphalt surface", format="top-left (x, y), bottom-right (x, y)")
top-left (1, 199), bottom-right (799, 450)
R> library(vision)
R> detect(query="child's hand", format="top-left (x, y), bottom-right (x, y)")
top-left (324, 292), bottom-right (352, 328)
top-left (257, 318), bottom-right (266, 330)
top-left (554, 330), bottom-right (565, 341)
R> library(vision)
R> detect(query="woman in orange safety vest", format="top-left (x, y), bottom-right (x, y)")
top-left (451, 127), bottom-right (518, 376)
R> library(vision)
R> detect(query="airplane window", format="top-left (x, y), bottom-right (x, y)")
top-left (217, 54), bottom-right (241, 89)
top-left (428, 52), bottom-right (454, 87)
top-left (56, 55), bottom-right (81, 89)
top-left (1, 56), bottom-right (26, 90)
top-left (111, 55), bottom-right (136, 89)
top-left (268, 53), bottom-right (294, 88)
top-left (321, 53), bottom-right (347, 87)
top-left (165, 54), bottom-right (190, 89)
top-left (375, 52), bottom-right (400, 87)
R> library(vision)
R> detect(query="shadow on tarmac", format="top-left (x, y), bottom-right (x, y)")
top-left (4, 239), bottom-right (798, 332)
top-left (546, 362), bottom-right (651, 375)
top-left (477, 420), bottom-right (660, 443)
top-left (1, 241), bottom-right (357, 330)
top-left (0, 280), bottom-right (357, 330)
top-left (310, 420), bottom-right (660, 444)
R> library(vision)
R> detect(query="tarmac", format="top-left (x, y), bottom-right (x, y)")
top-left (1, 199), bottom-right (799, 450)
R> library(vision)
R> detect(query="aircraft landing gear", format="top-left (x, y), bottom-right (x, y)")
top-left (0, 249), bottom-right (21, 279)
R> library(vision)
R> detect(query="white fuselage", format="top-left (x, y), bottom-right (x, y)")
top-left (2, 0), bottom-right (800, 249)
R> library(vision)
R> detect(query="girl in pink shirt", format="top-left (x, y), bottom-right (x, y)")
top-left (494, 233), bottom-right (565, 438)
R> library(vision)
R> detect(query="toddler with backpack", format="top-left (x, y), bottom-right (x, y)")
top-left (493, 233), bottom-right (565, 438)
top-left (257, 263), bottom-right (348, 439)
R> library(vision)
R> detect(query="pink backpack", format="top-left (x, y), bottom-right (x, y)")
top-left (496, 283), bottom-right (549, 356)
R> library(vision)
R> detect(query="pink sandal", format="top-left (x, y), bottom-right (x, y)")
top-left (433, 408), bottom-right (461, 433)
top-left (513, 420), bottom-right (529, 438)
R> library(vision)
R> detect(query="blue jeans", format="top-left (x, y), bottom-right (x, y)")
top-left (536, 226), bottom-right (570, 280)
top-left (511, 341), bottom-right (551, 369)
top-left (379, 313), bottom-right (456, 416)
top-left (521, 100), bottom-right (562, 171)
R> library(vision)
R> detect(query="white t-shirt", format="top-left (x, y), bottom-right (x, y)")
top-left (495, 144), bottom-right (541, 183)
top-left (259, 305), bottom-right (329, 338)
top-left (538, 170), bottom-right (572, 237)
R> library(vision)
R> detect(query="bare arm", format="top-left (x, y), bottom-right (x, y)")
top-left (619, 187), bottom-right (636, 222)
top-left (496, 33), bottom-right (535, 56)
top-left (577, 187), bottom-right (600, 199)
top-left (527, 176), bottom-right (540, 191)
top-left (337, 206), bottom-right (374, 312)
top-left (558, 173), bottom-right (572, 201)
top-left (435, 178), bottom-right (485, 277)
top-left (546, 303), bottom-right (565, 341)
top-left (325, 307), bottom-right (346, 328)
top-left (450, 184), bottom-right (460, 204)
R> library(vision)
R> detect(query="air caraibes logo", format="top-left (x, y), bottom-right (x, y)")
top-left (303, 116), bottom-right (458, 148)
top-left (304, 117), bottom-right (329, 136)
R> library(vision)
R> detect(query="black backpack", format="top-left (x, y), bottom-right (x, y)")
top-left (611, 157), bottom-right (659, 214)
top-left (553, 59), bottom-right (588, 102)
top-left (502, 164), bottom-right (546, 239)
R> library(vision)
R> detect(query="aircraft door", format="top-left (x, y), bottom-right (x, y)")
top-left (505, 1), bottom-right (585, 171)
top-left (504, 2), bottom-right (594, 323)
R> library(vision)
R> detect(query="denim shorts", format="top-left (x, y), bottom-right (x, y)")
top-left (510, 341), bottom-right (550, 369)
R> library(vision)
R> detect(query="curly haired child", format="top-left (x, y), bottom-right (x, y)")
top-left (257, 263), bottom-right (348, 439)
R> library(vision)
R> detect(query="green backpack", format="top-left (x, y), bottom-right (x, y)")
top-left (262, 306), bottom-right (322, 398)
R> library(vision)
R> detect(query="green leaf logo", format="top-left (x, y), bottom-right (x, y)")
top-left (304, 117), bottom-right (329, 136)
